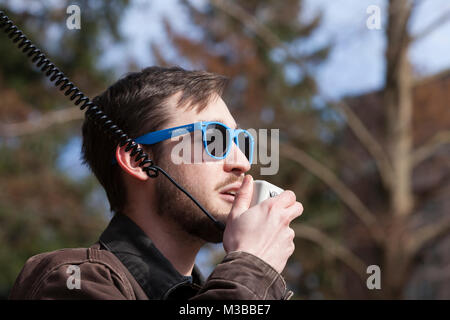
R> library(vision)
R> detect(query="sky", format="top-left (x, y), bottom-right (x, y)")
top-left (100, 0), bottom-right (450, 99)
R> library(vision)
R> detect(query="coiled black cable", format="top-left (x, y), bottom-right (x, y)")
top-left (0, 10), bottom-right (225, 231)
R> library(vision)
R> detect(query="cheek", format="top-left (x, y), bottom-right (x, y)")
top-left (189, 162), bottom-right (223, 190)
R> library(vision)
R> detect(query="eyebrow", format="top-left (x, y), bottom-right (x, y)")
top-left (199, 119), bottom-right (239, 129)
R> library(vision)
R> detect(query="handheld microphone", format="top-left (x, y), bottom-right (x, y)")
top-left (250, 180), bottom-right (285, 207)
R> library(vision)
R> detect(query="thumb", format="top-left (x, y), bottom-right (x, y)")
top-left (229, 175), bottom-right (254, 221)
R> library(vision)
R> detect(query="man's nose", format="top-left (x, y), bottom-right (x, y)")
top-left (223, 142), bottom-right (251, 174)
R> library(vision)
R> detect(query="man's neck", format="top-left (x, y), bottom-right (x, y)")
top-left (126, 209), bottom-right (205, 277)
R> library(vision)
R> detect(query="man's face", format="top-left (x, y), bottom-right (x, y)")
top-left (153, 93), bottom-right (251, 243)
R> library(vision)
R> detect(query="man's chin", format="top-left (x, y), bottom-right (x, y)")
top-left (213, 210), bottom-right (230, 225)
top-left (195, 221), bottom-right (225, 243)
top-left (217, 198), bottom-right (234, 212)
top-left (198, 210), bottom-right (229, 243)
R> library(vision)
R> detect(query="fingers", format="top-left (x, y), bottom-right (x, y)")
top-left (284, 201), bottom-right (303, 223)
top-left (229, 175), bottom-right (254, 221)
top-left (272, 190), bottom-right (296, 209)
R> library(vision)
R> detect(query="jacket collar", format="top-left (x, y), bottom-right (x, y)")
top-left (99, 213), bottom-right (204, 300)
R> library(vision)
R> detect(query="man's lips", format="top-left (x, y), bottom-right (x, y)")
top-left (219, 193), bottom-right (236, 203)
top-left (218, 182), bottom-right (243, 203)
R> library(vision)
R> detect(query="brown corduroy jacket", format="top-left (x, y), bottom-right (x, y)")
top-left (9, 213), bottom-right (293, 300)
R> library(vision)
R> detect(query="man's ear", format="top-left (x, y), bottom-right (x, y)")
top-left (115, 144), bottom-right (149, 181)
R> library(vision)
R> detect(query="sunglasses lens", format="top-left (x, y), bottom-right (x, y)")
top-left (237, 131), bottom-right (252, 161)
top-left (205, 123), bottom-right (230, 158)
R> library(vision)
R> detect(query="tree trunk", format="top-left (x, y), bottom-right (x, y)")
top-left (383, 0), bottom-right (415, 299)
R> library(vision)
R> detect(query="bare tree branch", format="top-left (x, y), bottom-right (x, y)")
top-left (412, 9), bottom-right (450, 42)
top-left (407, 217), bottom-right (450, 255)
top-left (211, 0), bottom-right (281, 48)
top-left (210, 0), bottom-right (309, 69)
top-left (330, 101), bottom-right (394, 190)
top-left (0, 106), bottom-right (83, 137)
top-left (412, 130), bottom-right (450, 166)
top-left (293, 223), bottom-right (367, 281)
top-left (280, 143), bottom-right (384, 243)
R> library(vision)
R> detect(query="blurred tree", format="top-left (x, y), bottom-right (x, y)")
top-left (336, 0), bottom-right (450, 299)
top-left (0, 0), bottom-right (129, 298)
top-left (156, 0), bottom-right (450, 299)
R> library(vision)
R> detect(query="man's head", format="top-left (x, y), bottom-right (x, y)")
top-left (81, 66), bottom-right (251, 243)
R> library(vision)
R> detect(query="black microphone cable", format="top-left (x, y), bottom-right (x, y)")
top-left (0, 10), bottom-right (225, 232)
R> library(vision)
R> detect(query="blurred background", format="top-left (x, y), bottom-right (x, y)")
top-left (0, 0), bottom-right (449, 299)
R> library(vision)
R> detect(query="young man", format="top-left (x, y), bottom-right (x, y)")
top-left (9, 66), bottom-right (303, 300)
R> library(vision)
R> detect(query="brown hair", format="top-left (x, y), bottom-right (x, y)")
top-left (81, 66), bottom-right (228, 215)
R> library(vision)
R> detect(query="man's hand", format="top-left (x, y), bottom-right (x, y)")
top-left (223, 175), bottom-right (303, 274)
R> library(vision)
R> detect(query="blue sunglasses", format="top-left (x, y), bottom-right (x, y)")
top-left (112, 121), bottom-right (254, 164)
